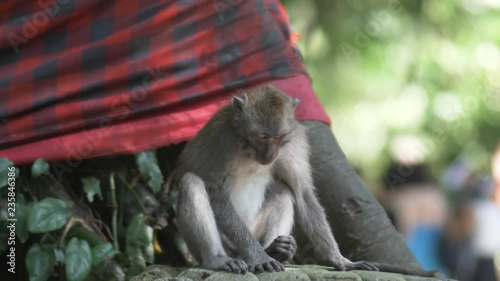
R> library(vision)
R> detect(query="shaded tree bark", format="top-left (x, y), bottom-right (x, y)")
top-left (297, 120), bottom-right (422, 270)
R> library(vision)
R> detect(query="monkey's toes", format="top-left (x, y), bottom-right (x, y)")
top-left (265, 259), bottom-right (284, 272)
top-left (223, 259), bottom-right (248, 274)
top-left (327, 257), bottom-right (347, 271)
top-left (348, 261), bottom-right (378, 271)
top-left (248, 259), bottom-right (284, 273)
top-left (249, 264), bottom-right (264, 273)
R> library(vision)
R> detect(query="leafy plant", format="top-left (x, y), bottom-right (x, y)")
top-left (26, 244), bottom-right (56, 281)
top-left (0, 154), bottom-right (170, 281)
top-left (0, 157), bottom-right (18, 189)
top-left (31, 158), bottom-right (50, 178)
top-left (92, 243), bottom-right (115, 267)
top-left (28, 198), bottom-right (71, 233)
top-left (125, 214), bottom-right (154, 278)
top-left (65, 238), bottom-right (92, 281)
top-left (81, 177), bottom-right (102, 203)
top-left (135, 150), bottom-right (164, 193)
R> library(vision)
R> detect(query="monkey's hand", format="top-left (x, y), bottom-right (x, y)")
top-left (265, 235), bottom-right (297, 262)
top-left (246, 253), bottom-right (285, 273)
top-left (327, 255), bottom-right (378, 271)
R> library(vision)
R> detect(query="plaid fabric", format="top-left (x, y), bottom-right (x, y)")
top-left (0, 0), bottom-right (330, 164)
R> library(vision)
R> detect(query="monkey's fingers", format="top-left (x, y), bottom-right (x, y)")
top-left (265, 243), bottom-right (290, 256)
top-left (276, 235), bottom-right (297, 248)
top-left (272, 243), bottom-right (288, 249)
top-left (265, 244), bottom-right (278, 254)
top-left (275, 246), bottom-right (293, 254)
top-left (275, 246), bottom-right (295, 261)
top-left (274, 243), bottom-right (295, 252)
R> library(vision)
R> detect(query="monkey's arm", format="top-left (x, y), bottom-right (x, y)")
top-left (300, 121), bottom-right (432, 276)
top-left (297, 187), bottom-right (439, 276)
top-left (276, 129), bottom-right (376, 271)
top-left (208, 192), bottom-right (284, 272)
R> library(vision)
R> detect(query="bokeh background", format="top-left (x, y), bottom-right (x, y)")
top-left (282, 0), bottom-right (500, 280)
top-left (285, 0), bottom-right (499, 180)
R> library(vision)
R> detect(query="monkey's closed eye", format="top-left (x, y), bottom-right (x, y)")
top-left (258, 134), bottom-right (269, 140)
top-left (275, 134), bottom-right (287, 140)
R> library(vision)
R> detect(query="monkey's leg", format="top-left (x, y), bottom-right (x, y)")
top-left (177, 173), bottom-right (248, 274)
top-left (299, 120), bottom-right (423, 271)
top-left (252, 181), bottom-right (296, 262)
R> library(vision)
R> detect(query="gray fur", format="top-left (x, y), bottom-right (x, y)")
top-left (175, 86), bottom-right (377, 274)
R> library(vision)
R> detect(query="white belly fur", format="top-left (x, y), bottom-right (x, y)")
top-left (230, 164), bottom-right (271, 228)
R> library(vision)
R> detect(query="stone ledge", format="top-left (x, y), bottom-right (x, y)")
top-left (130, 265), bottom-right (451, 281)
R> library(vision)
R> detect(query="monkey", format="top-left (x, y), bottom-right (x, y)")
top-left (172, 85), bottom-right (378, 274)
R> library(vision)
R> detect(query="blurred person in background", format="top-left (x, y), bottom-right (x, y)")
top-left (383, 163), bottom-right (449, 276)
top-left (443, 144), bottom-right (500, 281)
top-left (469, 144), bottom-right (500, 281)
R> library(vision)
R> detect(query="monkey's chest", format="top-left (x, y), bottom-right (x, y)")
top-left (230, 169), bottom-right (271, 228)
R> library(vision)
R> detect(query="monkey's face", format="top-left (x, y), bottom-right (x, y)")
top-left (231, 86), bottom-right (300, 165)
top-left (251, 133), bottom-right (287, 165)
top-left (236, 125), bottom-right (292, 165)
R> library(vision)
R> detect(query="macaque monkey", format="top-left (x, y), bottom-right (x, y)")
top-left (174, 86), bottom-right (377, 274)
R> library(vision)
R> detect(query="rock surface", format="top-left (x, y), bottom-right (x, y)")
top-left (130, 265), bottom-right (451, 281)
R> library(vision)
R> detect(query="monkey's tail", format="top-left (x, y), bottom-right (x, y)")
top-left (371, 263), bottom-right (444, 279)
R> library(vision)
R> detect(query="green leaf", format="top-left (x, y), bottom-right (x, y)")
top-left (65, 238), bottom-right (92, 281)
top-left (31, 158), bottom-right (50, 178)
top-left (81, 177), bottom-right (102, 203)
top-left (126, 214), bottom-right (154, 265)
top-left (28, 198), bottom-right (71, 233)
top-left (126, 256), bottom-right (146, 278)
top-left (91, 243), bottom-right (115, 267)
top-left (0, 157), bottom-right (14, 189)
top-left (135, 150), bottom-right (164, 193)
top-left (26, 244), bottom-right (55, 281)
top-left (16, 202), bottom-right (30, 243)
top-left (67, 226), bottom-right (105, 247)
top-left (54, 248), bottom-right (65, 264)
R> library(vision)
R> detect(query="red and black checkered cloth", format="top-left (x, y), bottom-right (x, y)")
top-left (0, 0), bottom-right (330, 165)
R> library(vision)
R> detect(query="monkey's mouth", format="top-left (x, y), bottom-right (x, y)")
top-left (257, 159), bottom-right (273, 165)
top-left (255, 154), bottom-right (276, 165)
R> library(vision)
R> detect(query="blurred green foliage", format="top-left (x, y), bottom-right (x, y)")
top-left (284, 0), bottom-right (500, 183)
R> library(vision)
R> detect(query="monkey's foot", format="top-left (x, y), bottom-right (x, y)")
top-left (206, 257), bottom-right (248, 274)
top-left (247, 256), bottom-right (284, 273)
top-left (345, 260), bottom-right (379, 271)
top-left (326, 256), bottom-right (378, 272)
top-left (265, 235), bottom-right (297, 262)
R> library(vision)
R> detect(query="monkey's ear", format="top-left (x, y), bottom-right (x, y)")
top-left (232, 96), bottom-right (246, 111)
top-left (292, 98), bottom-right (301, 109)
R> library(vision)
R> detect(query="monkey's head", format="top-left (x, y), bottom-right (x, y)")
top-left (231, 86), bottom-right (301, 165)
